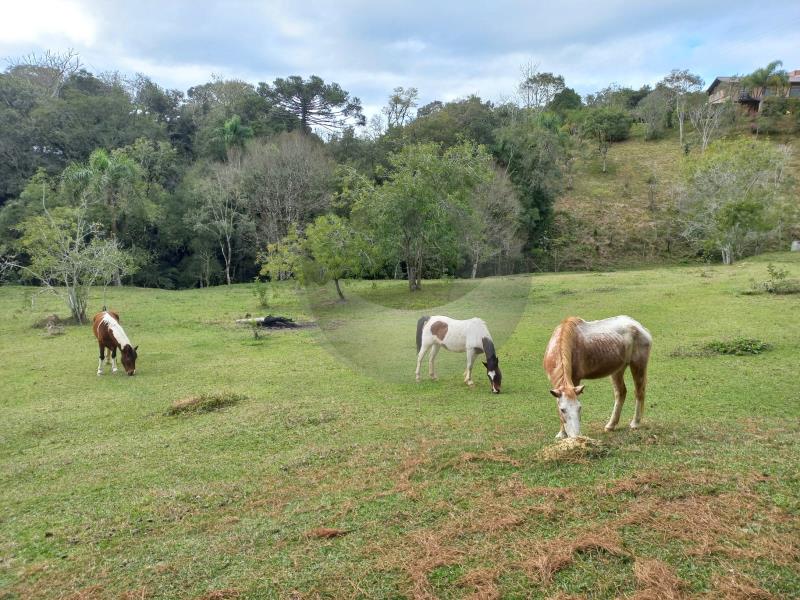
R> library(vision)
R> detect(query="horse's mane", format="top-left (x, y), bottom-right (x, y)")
top-left (554, 317), bottom-right (582, 389)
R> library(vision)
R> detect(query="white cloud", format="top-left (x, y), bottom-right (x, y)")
top-left (0, 0), bottom-right (97, 46)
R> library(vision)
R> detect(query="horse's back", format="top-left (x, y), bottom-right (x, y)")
top-left (92, 310), bottom-right (121, 344)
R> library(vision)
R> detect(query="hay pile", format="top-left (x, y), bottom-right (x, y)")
top-left (538, 435), bottom-right (607, 462)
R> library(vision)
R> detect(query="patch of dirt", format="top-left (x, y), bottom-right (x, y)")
top-left (193, 590), bottom-right (240, 600)
top-left (305, 527), bottom-right (349, 539)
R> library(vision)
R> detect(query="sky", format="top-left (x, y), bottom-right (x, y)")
top-left (1, 0), bottom-right (799, 120)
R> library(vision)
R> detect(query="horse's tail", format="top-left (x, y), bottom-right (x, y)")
top-left (416, 316), bottom-right (430, 352)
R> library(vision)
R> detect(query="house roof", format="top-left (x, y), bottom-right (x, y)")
top-left (790, 70), bottom-right (800, 83)
top-left (706, 76), bottom-right (740, 95)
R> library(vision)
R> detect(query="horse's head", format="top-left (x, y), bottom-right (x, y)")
top-left (121, 344), bottom-right (138, 376)
top-left (550, 385), bottom-right (585, 437)
top-left (483, 356), bottom-right (501, 394)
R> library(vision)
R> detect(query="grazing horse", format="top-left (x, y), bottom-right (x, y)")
top-left (92, 310), bottom-right (138, 376)
top-left (416, 316), bottom-right (501, 393)
top-left (543, 315), bottom-right (651, 438)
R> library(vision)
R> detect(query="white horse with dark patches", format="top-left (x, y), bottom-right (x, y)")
top-left (543, 315), bottom-right (651, 438)
top-left (416, 316), bottom-right (502, 393)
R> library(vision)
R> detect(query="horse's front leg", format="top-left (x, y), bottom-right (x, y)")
top-left (111, 348), bottom-right (118, 374)
top-left (465, 348), bottom-right (476, 387)
top-left (605, 370), bottom-right (627, 431)
top-left (630, 361), bottom-right (648, 429)
top-left (428, 343), bottom-right (440, 380)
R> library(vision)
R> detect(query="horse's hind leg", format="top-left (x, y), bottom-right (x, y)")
top-left (416, 342), bottom-right (429, 382)
top-left (630, 360), bottom-right (648, 429)
top-left (605, 369), bottom-right (627, 431)
top-left (428, 343), bottom-right (440, 380)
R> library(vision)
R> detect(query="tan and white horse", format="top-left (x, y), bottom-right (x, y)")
top-left (543, 315), bottom-right (651, 438)
top-left (416, 316), bottom-right (501, 393)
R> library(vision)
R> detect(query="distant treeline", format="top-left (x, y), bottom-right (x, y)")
top-left (1, 52), bottom-right (796, 290)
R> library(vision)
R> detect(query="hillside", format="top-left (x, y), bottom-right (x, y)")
top-left (555, 125), bottom-right (800, 269)
top-left (1, 253), bottom-right (798, 598)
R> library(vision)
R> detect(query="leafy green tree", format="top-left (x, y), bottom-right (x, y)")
top-left (494, 113), bottom-right (566, 245)
top-left (578, 106), bottom-right (632, 172)
top-left (383, 87), bottom-right (419, 128)
top-left (258, 75), bottom-right (365, 134)
top-left (742, 60), bottom-right (789, 97)
top-left (352, 142), bottom-right (493, 291)
top-left (304, 215), bottom-right (370, 300)
top-left (636, 86), bottom-right (673, 140)
top-left (679, 139), bottom-right (791, 264)
top-left (547, 87), bottom-right (582, 116)
top-left (2, 201), bottom-right (137, 323)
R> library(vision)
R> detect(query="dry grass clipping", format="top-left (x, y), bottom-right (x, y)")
top-left (193, 590), bottom-right (240, 600)
top-left (707, 573), bottom-right (776, 599)
top-left (632, 558), bottom-right (687, 600)
top-left (520, 527), bottom-right (628, 584)
top-left (458, 568), bottom-right (500, 600)
top-left (166, 392), bottom-right (246, 415)
top-left (538, 436), bottom-right (608, 462)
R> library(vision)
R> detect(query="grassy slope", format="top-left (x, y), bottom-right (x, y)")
top-left (0, 253), bottom-right (798, 599)
top-left (558, 126), bottom-right (800, 267)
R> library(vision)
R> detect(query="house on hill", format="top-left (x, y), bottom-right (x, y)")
top-left (706, 69), bottom-right (800, 111)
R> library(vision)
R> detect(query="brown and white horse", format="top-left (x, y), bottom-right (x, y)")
top-left (92, 310), bottom-right (138, 376)
top-left (543, 315), bottom-right (651, 438)
top-left (416, 316), bottom-right (501, 393)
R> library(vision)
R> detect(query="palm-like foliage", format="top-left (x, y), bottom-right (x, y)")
top-left (742, 61), bottom-right (789, 96)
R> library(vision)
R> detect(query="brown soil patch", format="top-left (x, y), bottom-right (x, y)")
top-left (193, 591), bottom-right (240, 600)
top-left (305, 527), bottom-right (349, 539)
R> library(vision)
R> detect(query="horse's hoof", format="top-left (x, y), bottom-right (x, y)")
top-left (629, 422), bottom-right (640, 430)
top-left (429, 376), bottom-right (437, 381)
top-left (97, 372), bottom-right (103, 376)
top-left (112, 369), bottom-right (118, 374)
top-left (555, 431), bottom-right (567, 440)
top-left (604, 424), bottom-right (616, 432)
top-left (467, 381), bottom-right (475, 388)
top-left (415, 377), bottom-right (421, 383)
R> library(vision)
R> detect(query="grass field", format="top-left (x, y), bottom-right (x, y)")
top-left (1, 253), bottom-right (799, 599)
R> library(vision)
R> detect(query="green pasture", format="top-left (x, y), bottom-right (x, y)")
top-left (1, 253), bottom-right (798, 599)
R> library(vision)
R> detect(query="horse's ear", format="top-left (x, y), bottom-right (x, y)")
top-left (134, 345), bottom-right (139, 352)
top-left (575, 385), bottom-right (585, 395)
top-left (550, 389), bottom-right (561, 398)
top-left (482, 361), bottom-right (487, 368)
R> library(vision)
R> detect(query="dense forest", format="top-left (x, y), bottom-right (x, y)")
top-left (1, 51), bottom-right (797, 303)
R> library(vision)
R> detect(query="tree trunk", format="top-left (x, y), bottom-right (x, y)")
top-left (471, 259), bottom-right (479, 279)
top-left (407, 265), bottom-right (418, 291)
top-left (334, 278), bottom-right (345, 301)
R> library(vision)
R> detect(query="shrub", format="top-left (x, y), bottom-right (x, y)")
top-left (703, 338), bottom-right (770, 356)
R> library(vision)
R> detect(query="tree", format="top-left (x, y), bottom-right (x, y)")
top-left (352, 142), bottom-right (493, 291)
top-left (383, 86), bottom-right (419, 128)
top-left (188, 160), bottom-right (250, 285)
top-left (239, 133), bottom-right (334, 245)
top-left (303, 215), bottom-right (370, 300)
top-left (687, 94), bottom-right (732, 151)
top-left (463, 169), bottom-right (523, 278)
top-left (661, 69), bottom-right (704, 146)
top-left (636, 86), bottom-right (672, 140)
top-left (6, 49), bottom-right (82, 98)
top-left (742, 60), bottom-right (789, 97)
top-left (518, 69), bottom-right (565, 110)
top-left (678, 139), bottom-right (791, 264)
top-left (547, 87), bottom-right (582, 116)
top-left (494, 113), bottom-right (566, 246)
top-left (578, 106), bottom-right (632, 173)
top-left (258, 75), bottom-right (365, 133)
top-left (1, 197), bottom-right (137, 323)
